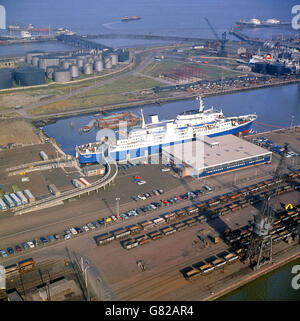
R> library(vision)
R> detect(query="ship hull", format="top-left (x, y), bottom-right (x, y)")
top-left (78, 120), bottom-right (254, 164)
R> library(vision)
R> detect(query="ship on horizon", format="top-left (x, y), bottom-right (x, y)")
top-left (236, 18), bottom-right (291, 28)
top-left (121, 16), bottom-right (142, 22)
top-left (76, 97), bottom-right (257, 164)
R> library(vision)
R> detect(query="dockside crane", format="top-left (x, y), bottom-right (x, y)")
top-left (204, 17), bottom-right (227, 57)
top-left (246, 143), bottom-right (289, 269)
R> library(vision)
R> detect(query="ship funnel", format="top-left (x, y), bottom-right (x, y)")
top-left (150, 114), bottom-right (159, 124)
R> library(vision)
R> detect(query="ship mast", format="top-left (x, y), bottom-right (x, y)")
top-left (140, 108), bottom-right (146, 128)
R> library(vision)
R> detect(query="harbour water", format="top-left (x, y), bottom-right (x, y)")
top-left (43, 83), bottom-right (300, 156)
top-left (0, 0), bottom-right (298, 55)
top-left (218, 257), bottom-right (300, 301)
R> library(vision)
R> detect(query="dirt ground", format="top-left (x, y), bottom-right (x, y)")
top-left (0, 119), bottom-right (40, 146)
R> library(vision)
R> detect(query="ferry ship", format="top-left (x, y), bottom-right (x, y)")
top-left (76, 97), bottom-right (257, 164)
top-left (121, 16), bottom-right (141, 22)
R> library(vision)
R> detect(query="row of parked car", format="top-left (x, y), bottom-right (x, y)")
top-left (252, 136), bottom-right (298, 157)
top-left (0, 184), bottom-right (213, 259)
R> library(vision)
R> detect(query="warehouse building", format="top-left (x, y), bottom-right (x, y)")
top-left (83, 164), bottom-right (106, 177)
top-left (162, 134), bottom-right (272, 179)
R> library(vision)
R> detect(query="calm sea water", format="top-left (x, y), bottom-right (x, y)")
top-left (218, 258), bottom-right (300, 301)
top-left (0, 0), bottom-right (299, 55)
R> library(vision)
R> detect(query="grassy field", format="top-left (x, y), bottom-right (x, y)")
top-left (144, 59), bottom-right (244, 80)
top-left (29, 75), bottom-right (164, 115)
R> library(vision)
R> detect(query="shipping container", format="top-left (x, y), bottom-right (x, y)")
top-left (0, 197), bottom-right (8, 210)
top-left (24, 189), bottom-right (35, 203)
top-left (185, 268), bottom-right (201, 280)
top-left (48, 184), bottom-right (61, 196)
top-left (112, 229), bottom-right (130, 240)
top-left (129, 225), bottom-right (142, 235)
top-left (153, 218), bottom-right (165, 225)
top-left (161, 226), bottom-right (176, 235)
top-left (3, 194), bottom-right (14, 208)
top-left (10, 193), bottom-right (22, 206)
top-left (16, 191), bottom-right (28, 205)
top-left (199, 264), bottom-right (214, 274)
top-left (5, 264), bottom-right (19, 275)
top-left (79, 177), bottom-right (91, 187)
top-left (148, 230), bottom-right (163, 240)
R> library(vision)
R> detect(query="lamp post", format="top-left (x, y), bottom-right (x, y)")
top-left (116, 197), bottom-right (120, 217)
top-left (85, 265), bottom-right (91, 301)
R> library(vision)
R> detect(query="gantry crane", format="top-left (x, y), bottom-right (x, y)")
top-left (246, 143), bottom-right (289, 269)
top-left (204, 17), bottom-right (227, 57)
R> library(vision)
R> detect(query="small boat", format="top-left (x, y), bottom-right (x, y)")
top-left (121, 16), bottom-right (142, 22)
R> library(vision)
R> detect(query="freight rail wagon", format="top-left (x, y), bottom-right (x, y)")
top-left (24, 189), bottom-right (35, 203)
top-left (16, 191), bottom-right (28, 205)
top-left (0, 198), bottom-right (7, 210)
top-left (18, 258), bottom-right (35, 273)
top-left (3, 194), bottom-right (15, 208)
top-left (10, 193), bottom-right (22, 206)
top-left (71, 179), bottom-right (85, 188)
top-left (79, 177), bottom-right (91, 187)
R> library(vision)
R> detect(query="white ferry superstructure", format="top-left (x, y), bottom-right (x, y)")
top-left (76, 97), bottom-right (257, 163)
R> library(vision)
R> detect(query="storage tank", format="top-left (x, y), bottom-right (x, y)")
top-left (0, 68), bottom-right (14, 89)
top-left (266, 63), bottom-right (286, 76)
top-left (110, 53), bottom-right (118, 66)
top-left (70, 65), bottom-right (80, 78)
top-left (87, 57), bottom-right (94, 64)
top-left (93, 59), bottom-right (103, 72)
top-left (252, 62), bottom-right (267, 74)
top-left (77, 58), bottom-right (84, 68)
top-left (46, 65), bottom-right (60, 79)
top-left (83, 63), bottom-right (93, 75)
top-left (54, 69), bottom-right (71, 82)
top-left (104, 56), bottom-right (112, 69)
top-left (61, 60), bottom-right (73, 69)
top-left (26, 50), bottom-right (44, 64)
top-left (38, 56), bottom-right (60, 70)
top-left (14, 67), bottom-right (46, 86)
top-left (32, 55), bottom-right (41, 67)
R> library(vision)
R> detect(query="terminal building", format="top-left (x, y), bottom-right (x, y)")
top-left (162, 134), bottom-right (272, 179)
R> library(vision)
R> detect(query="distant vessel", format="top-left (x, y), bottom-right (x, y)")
top-left (236, 18), bottom-right (290, 28)
top-left (121, 16), bottom-right (142, 22)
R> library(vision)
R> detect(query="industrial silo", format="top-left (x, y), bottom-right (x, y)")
top-left (252, 62), bottom-right (267, 74)
top-left (83, 63), bottom-right (93, 75)
top-left (93, 59), bottom-right (103, 72)
top-left (104, 56), bottom-right (112, 69)
top-left (38, 56), bottom-right (60, 71)
top-left (61, 60), bottom-right (73, 69)
top-left (26, 50), bottom-right (44, 64)
top-left (32, 55), bottom-right (41, 67)
top-left (77, 58), bottom-right (84, 69)
top-left (266, 63), bottom-right (286, 76)
top-left (46, 65), bottom-right (60, 79)
top-left (54, 69), bottom-right (71, 82)
top-left (87, 57), bottom-right (94, 64)
top-left (14, 67), bottom-right (46, 86)
top-left (0, 68), bottom-right (14, 89)
top-left (110, 53), bottom-right (118, 66)
top-left (70, 65), bottom-right (80, 78)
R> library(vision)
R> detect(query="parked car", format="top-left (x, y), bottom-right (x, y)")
top-left (27, 241), bottom-right (35, 248)
top-left (96, 219), bottom-right (104, 225)
top-left (152, 202), bottom-right (161, 208)
top-left (91, 221), bottom-right (100, 228)
top-left (203, 185), bottom-right (212, 191)
top-left (48, 235), bottom-right (55, 242)
top-left (15, 245), bottom-right (22, 252)
top-left (132, 196), bottom-right (139, 202)
top-left (120, 213), bottom-right (129, 220)
top-left (69, 228), bottom-right (78, 235)
top-left (82, 225), bottom-right (89, 232)
top-left (22, 242), bottom-right (29, 249)
top-left (87, 222), bottom-right (96, 229)
top-left (64, 234), bottom-right (71, 240)
top-left (137, 180), bottom-right (146, 185)
top-left (40, 237), bottom-right (48, 245)
top-left (138, 194), bottom-right (146, 200)
top-left (150, 204), bottom-right (156, 210)
top-left (53, 234), bottom-right (60, 240)
top-left (161, 199), bottom-right (169, 206)
top-left (7, 247), bottom-right (14, 255)
top-left (0, 249), bottom-right (7, 257)
top-left (152, 190), bottom-right (160, 196)
top-left (157, 189), bottom-right (164, 194)
top-left (33, 239), bottom-right (39, 247)
top-left (74, 227), bottom-right (82, 234)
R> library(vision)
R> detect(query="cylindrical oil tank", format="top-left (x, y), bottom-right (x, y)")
top-left (104, 56), bottom-right (112, 69)
top-left (14, 67), bottom-right (46, 86)
top-left (70, 65), bottom-right (80, 78)
top-left (0, 68), bottom-right (14, 89)
top-left (77, 58), bottom-right (84, 68)
top-left (83, 63), bottom-right (93, 75)
top-left (110, 53), bottom-right (118, 66)
top-left (26, 50), bottom-right (44, 64)
top-left (46, 65), bottom-right (60, 79)
top-left (54, 69), bottom-right (71, 82)
top-left (38, 56), bottom-right (60, 70)
top-left (266, 63), bottom-right (286, 76)
top-left (87, 57), bottom-right (94, 64)
top-left (93, 59), bottom-right (103, 72)
top-left (252, 62), bottom-right (267, 74)
top-left (32, 55), bottom-right (41, 67)
top-left (61, 60), bottom-right (73, 69)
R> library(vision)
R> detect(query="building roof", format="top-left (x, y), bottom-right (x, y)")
top-left (162, 134), bottom-right (271, 170)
